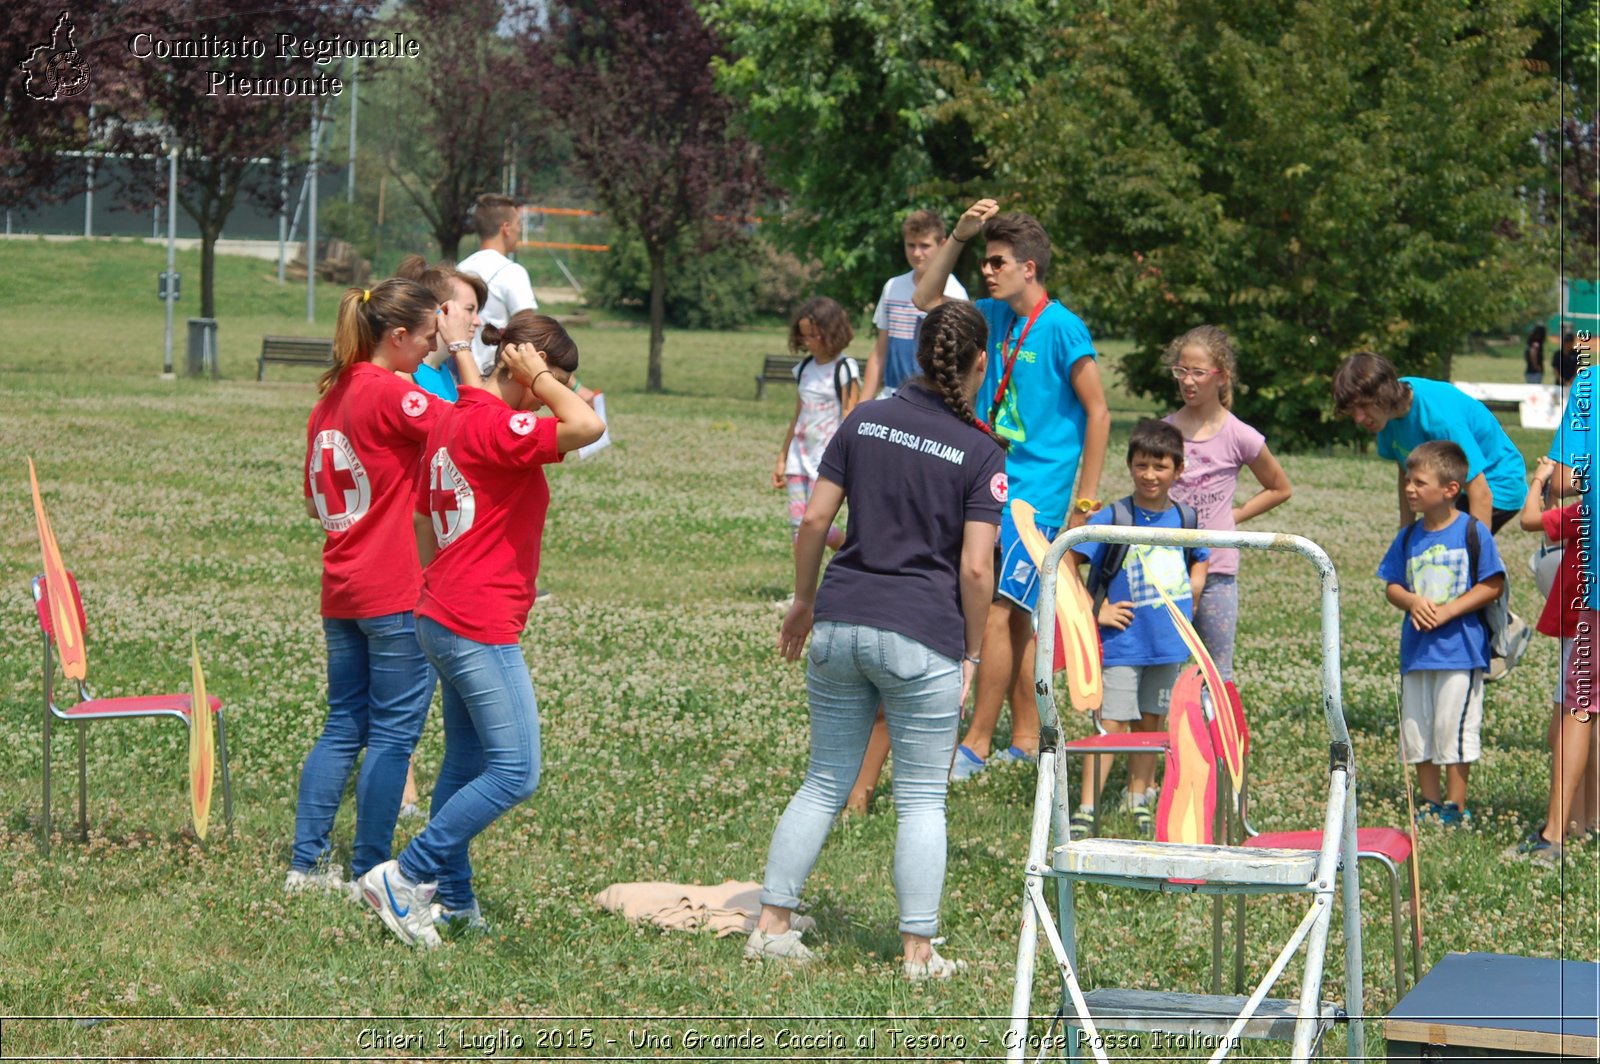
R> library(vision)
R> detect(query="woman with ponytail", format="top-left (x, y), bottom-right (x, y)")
top-left (359, 311), bottom-right (605, 947)
top-left (750, 300), bottom-right (1005, 980)
top-left (288, 278), bottom-right (456, 895)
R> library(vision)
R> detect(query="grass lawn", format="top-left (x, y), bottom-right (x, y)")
top-left (0, 239), bottom-right (1592, 1059)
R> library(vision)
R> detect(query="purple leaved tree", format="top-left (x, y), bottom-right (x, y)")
top-left (95, 0), bottom-right (376, 318)
top-left (537, 0), bottom-right (764, 392)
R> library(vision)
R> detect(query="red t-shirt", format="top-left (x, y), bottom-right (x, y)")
top-left (414, 388), bottom-right (563, 644)
top-left (1539, 503), bottom-right (1591, 638)
top-left (303, 363), bottom-right (440, 618)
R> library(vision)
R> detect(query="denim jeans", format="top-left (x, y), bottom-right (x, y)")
top-left (760, 621), bottom-right (960, 936)
top-left (399, 616), bottom-right (542, 911)
top-left (292, 612), bottom-right (435, 878)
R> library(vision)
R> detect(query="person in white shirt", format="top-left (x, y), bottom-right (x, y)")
top-left (457, 194), bottom-right (538, 375)
top-left (861, 210), bottom-right (968, 400)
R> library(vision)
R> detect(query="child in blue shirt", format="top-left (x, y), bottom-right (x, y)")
top-left (1068, 420), bottom-right (1208, 836)
top-left (1377, 441), bottom-right (1507, 827)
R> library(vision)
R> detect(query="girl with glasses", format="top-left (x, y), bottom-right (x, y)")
top-left (1161, 325), bottom-right (1293, 683)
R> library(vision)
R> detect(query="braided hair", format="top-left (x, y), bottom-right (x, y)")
top-left (915, 300), bottom-right (1005, 450)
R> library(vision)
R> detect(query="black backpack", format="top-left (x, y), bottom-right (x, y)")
top-left (794, 355), bottom-right (861, 410)
top-left (1084, 495), bottom-right (1202, 615)
top-left (1398, 516), bottom-right (1510, 654)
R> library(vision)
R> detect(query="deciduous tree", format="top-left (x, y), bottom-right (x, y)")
top-left (539, 0), bottom-right (764, 392)
top-left (956, 0), bottom-right (1550, 448)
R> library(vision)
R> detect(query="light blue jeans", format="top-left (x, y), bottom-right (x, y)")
top-left (399, 616), bottom-right (542, 911)
top-left (292, 612), bottom-right (435, 878)
top-left (760, 621), bottom-right (961, 936)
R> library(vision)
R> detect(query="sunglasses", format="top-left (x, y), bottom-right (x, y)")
top-left (1170, 365), bottom-right (1216, 381)
top-left (981, 255), bottom-right (1014, 272)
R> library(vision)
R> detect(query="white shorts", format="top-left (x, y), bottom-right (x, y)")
top-left (1102, 663), bottom-right (1183, 723)
top-left (1400, 669), bottom-right (1483, 765)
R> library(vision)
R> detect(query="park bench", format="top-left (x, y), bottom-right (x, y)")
top-left (1452, 380), bottom-right (1561, 430)
top-left (258, 335), bottom-right (333, 381)
top-left (755, 353), bottom-right (803, 400)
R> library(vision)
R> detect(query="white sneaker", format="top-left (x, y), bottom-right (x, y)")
top-left (904, 948), bottom-right (966, 982)
top-left (284, 867), bottom-right (347, 894)
top-left (744, 928), bottom-right (815, 965)
top-left (359, 859), bottom-right (442, 948)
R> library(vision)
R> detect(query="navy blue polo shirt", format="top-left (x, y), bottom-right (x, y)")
top-left (813, 383), bottom-right (1007, 660)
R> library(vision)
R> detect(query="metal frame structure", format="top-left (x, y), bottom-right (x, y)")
top-left (1007, 527), bottom-right (1363, 1063)
top-left (33, 574), bottom-right (234, 855)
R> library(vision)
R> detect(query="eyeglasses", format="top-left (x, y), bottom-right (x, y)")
top-left (981, 255), bottom-right (1014, 272)
top-left (1170, 365), bottom-right (1216, 381)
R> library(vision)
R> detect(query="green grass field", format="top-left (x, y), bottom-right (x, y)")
top-left (0, 239), bottom-right (1590, 1059)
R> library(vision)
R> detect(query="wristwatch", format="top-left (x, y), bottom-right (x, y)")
top-left (1073, 498), bottom-right (1102, 514)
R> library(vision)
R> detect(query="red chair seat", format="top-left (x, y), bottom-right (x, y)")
top-left (64, 694), bottom-right (223, 719)
top-left (1245, 827), bottom-right (1412, 864)
top-left (1062, 731), bottom-right (1170, 752)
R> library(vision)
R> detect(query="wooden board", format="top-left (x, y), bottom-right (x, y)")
top-left (1384, 952), bottom-right (1599, 1058)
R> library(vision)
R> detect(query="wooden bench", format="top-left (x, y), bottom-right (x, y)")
top-left (755, 354), bottom-right (802, 400)
top-left (258, 336), bottom-right (333, 381)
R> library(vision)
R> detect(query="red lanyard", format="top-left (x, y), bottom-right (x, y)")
top-left (987, 295), bottom-right (1050, 426)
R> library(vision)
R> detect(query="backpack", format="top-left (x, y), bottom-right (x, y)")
top-left (1398, 516), bottom-right (1510, 656)
top-left (794, 355), bottom-right (861, 411)
top-left (1083, 496), bottom-right (1202, 616)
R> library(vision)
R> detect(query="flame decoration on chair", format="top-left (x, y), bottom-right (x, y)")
top-left (28, 458), bottom-right (86, 681)
top-left (1155, 580), bottom-right (1244, 796)
top-left (1011, 500), bottom-right (1103, 711)
top-left (189, 636), bottom-right (215, 841)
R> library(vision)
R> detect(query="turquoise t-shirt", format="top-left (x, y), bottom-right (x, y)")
top-left (1550, 366), bottom-right (1598, 609)
top-left (1375, 377), bottom-right (1526, 511)
top-left (412, 362), bottom-right (459, 403)
top-left (974, 298), bottom-right (1097, 525)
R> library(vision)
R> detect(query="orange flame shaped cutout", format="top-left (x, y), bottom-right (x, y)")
top-left (1157, 666), bottom-right (1217, 847)
top-left (189, 636), bottom-right (214, 841)
top-left (29, 458), bottom-right (86, 682)
top-left (1156, 581), bottom-right (1244, 795)
top-left (1011, 500), bottom-right (1102, 711)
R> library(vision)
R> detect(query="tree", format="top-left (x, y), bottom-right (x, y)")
top-left (95, 0), bottom-right (374, 318)
top-left (704, 0), bottom-right (1057, 305)
top-left (1528, 0), bottom-right (1600, 276)
top-left (539, 0), bottom-right (764, 392)
top-left (368, 0), bottom-right (541, 261)
top-left (0, 3), bottom-right (114, 212)
top-left (952, 0), bottom-right (1550, 449)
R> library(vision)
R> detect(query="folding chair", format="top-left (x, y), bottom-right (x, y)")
top-left (1008, 526), bottom-right (1363, 1063)
top-left (32, 572), bottom-right (234, 854)
top-left (1212, 683), bottom-right (1421, 998)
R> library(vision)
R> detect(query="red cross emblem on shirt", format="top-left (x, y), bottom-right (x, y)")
top-left (508, 412), bottom-right (534, 436)
top-left (428, 448), bottom-right (473, 546)
top-left (402, 390), bottom-right (428, 418)
top-left (315, 444), bottom-right (359, 517)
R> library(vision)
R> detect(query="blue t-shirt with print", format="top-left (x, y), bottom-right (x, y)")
top-left (1549, 366), bottom-right (1598, 609)
top-left (1375, 377), bottom-right (1527, 511)
top-left (973, 298), bottom-right (1097, 526)
top-left (1377, 511), bottom-right (1506, 673)
top-left (1073, 504), bottom-right (1209, 668)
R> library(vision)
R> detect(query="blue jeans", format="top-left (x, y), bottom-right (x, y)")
top-left (760, 621), bottom-right (960, 936)
top-left (292, 612), bottom-right (435, 878)
top-left (399, 616), bottom-right (542, 911)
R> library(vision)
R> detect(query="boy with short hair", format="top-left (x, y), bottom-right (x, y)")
top-left (914, 199), bottom-right (1111, 781)
top-left (457, 193), bottom-right (538, 375)
top-left (1334, 351), bottom-right (1531, 679)
top-left (1378, 441), bottom-right (1507, 826)
top-left (861, 210), bottom-right (969, 400)
top-left (1067, 419), bottom-right (1208, 835)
